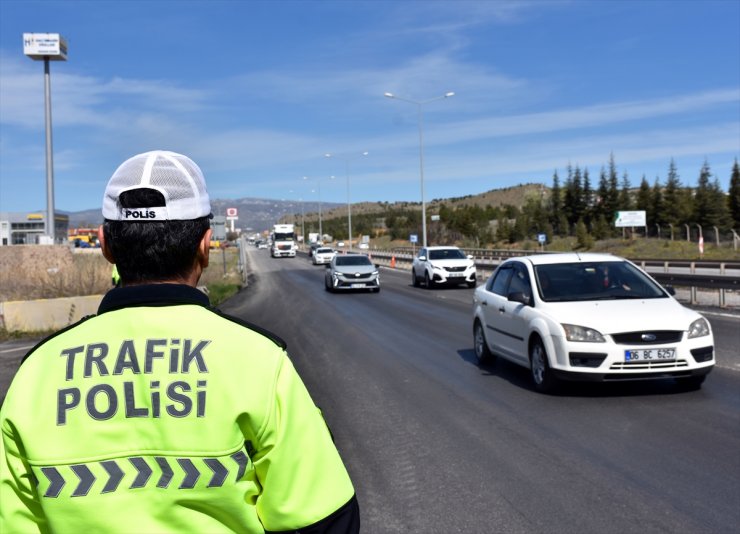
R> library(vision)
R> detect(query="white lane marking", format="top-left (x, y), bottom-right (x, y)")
top-left (0, 344), bottom-right (34, 354)
top-left (701, 310), bottom-right (740, 320)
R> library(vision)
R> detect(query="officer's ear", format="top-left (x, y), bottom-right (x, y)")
top-left (98, 225), bottom-right (115, 265)
top-left (197, 228), bottom-right (212, 269)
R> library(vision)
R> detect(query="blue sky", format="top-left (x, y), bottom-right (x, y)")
top-left (1, 0), bottom-right (738, 215)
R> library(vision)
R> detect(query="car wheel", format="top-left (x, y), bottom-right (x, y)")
top-left (425, 272), bottom-right (434, 289)
top-left (412, 269), bottom-right (420, 287)
top-left (325, 278), bottom-right (333, 292)
top-left (467, 280), bottom-right (476, 289)
top-left (474, 320), bottom-right (495, 365)
top-left (529, 338), bottom-right (559, 394)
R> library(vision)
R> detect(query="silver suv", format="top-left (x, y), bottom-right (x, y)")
top-left (325, 254), bottom-right (380, 293)
top-left (412, 246), bottom-right (476, 288)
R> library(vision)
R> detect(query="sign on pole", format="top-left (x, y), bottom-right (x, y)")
top-left (409, 234), bottom-right (418, 243)
top-left (23, 33), bottom-right (68, 60)
top-left (614, 211), bottom-right (646, 227)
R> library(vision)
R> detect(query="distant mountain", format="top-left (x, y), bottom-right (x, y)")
top-left (66, 184), bottom-right (549, 232)
top-left (65, 198), bottom-right (344, 233)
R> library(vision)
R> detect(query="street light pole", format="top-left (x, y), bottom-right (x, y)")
top-left (325, 152), bottom-right (368, 252)
top-left (304, 175), bottom-right (334, 243)
top-left (384, 91), bottom-right (454, 248)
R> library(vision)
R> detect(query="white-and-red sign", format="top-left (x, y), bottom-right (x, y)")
top-left (226, 208), bottom-right (238, 217)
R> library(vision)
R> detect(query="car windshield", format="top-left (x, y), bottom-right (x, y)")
top-left (534, 261), bottom-right (667, 302)
top-left (317, 248), bottom-right (333, 254)
top-left (336, 255), bottom-right (372, 266)
top-left (429, 248), bottom-right (466, 260)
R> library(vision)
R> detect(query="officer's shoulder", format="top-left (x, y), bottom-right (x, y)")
top-left (205, 308), bottom-right (287, 350)
top-left (21, 314), bottom-right (97, 364)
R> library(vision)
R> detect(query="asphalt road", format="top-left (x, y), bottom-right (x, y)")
top-left (1, 250), bottom-right (738, 533)
top-left (216, 249), bottom-right (740, 534)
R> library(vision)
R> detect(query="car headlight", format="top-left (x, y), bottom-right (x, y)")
top-left (687, 317), bottom-right (710, 338)
top-left (372, 270), bottom-right (379, 276)
top-left (562, 324), bottom-right (606, 343)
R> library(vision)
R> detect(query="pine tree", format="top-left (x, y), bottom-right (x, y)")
top-left (693, 160), bottom-right (730, 230)
top-left (618, 172), bottom-right (633, 211)
top-left (729, 159), bottom-right (740, 230)
top-left (663, 159), bottom-right (691, 226)
top-left (636, 175), bottom-right (652, 231)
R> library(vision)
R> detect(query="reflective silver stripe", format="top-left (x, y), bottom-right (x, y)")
top-left (129, 457), bottom-right (153, 489)
top-left (101, 460), bottom-right (124, 493)
top-left (231, 450), bottom-right (248, 482)
top-left (204, 458), bottom-right (228, 487)
top-left (41, 467), bottom-right (65, 498)
top-left (155, 457), bottom-right (173, 488)
top-left (36, 449), bottom-right (250, 497)
top-left (70, 464), bottom-right (96, 497)
top-left (177, 458), bottom-right (200, 489)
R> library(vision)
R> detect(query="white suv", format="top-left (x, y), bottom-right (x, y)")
top-left (412, 246), bottom-right (477, 288)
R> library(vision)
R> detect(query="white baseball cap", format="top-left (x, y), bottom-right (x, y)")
top-left (102, 150), bottom-right (211, 221)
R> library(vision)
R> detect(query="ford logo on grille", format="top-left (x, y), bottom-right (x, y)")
top-left (641, 333), bottom-right (657, 342)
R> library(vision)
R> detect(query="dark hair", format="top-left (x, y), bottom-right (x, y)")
top-left (103, 188), bottom-right (211, 284)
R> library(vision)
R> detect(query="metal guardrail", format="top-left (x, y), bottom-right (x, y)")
top-left (361, 248), bottom-right (739, 307)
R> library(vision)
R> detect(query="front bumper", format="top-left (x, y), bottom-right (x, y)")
top-left (331, 275), bottom-right (380, 290)
top-left (432, 269), bottom-right (476, 284)
top-left (547, 334), bottom-right (715, 382)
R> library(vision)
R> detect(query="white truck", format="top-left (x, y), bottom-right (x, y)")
top-left (271, 224), bottom-right (296, 258)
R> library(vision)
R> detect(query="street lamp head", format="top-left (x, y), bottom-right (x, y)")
top-left (362, 151), bottom-right (369, 156)
top-left (445, 92), bottom-right (455, 98)
top-left (324, 153), bottom-right (332, 158)
top-left (384, 92), bottom-right (394, 98)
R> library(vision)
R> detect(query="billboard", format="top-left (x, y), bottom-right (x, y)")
top-left (614, 211), bottom-right (646, 227)
top-left (23, 33), bottom-right (68, 60)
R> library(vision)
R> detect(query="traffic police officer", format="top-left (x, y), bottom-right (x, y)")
top-left (0, 150), bottom-right (359, 533)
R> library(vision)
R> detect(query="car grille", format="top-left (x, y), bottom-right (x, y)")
top-left (342, 272), bottom-right (373, 279)
top-left (611, 331), bottom-right (683, 345)
top-left (446, 266), bottom-right (467, 272)
top-left (609, 359), bottom-right (689, 370)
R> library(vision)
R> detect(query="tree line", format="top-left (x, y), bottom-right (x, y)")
top-left (298, 156), bottom-right (740, 247)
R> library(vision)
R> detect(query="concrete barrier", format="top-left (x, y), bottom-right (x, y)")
top-left (0, 295), bottom-right (103, 333)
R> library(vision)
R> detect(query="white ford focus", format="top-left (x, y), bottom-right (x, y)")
top-left (472, 253), bottom-right (714, 393)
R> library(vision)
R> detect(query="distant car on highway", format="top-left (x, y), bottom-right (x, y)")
top-left (358, 243), bottom-right (369, 250)
top-left (412, 246), bottom-right (477, 288)
top-left (313, 247), bottom-right (336, 265)
top-left (325, 254), bottom-right (380, 293)
top-left (472, 253), bottom-right (715, 393)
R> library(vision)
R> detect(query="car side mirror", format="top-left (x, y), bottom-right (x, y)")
top-left (467, 255), bottom-right (474, 260)
top-left (508, 291), bottom-right (531, 306)
top-left (664, 285), bottom-right (676, 296)
top-left (418, 255), bottom-right (427, 261)
top-left (375, 264), bottom-right (380, 269)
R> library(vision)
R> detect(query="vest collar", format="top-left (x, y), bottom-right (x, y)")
top-left (98, 284), bottom-right (210, 314)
